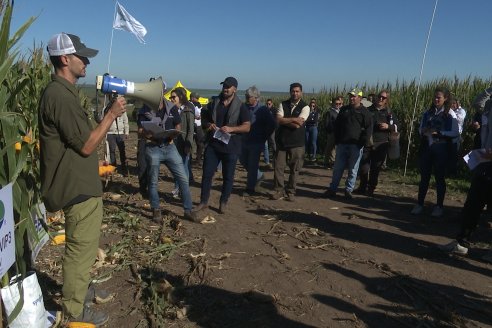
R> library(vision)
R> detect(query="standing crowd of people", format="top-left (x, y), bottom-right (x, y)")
top-left (37, 32), bottom-right (492, 326)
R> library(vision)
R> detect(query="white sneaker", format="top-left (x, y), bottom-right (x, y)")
top-left (438, 240), bottom-right (468, 255)
top-left (171, 187), bottom-right (180, 199)
top-left (431, 206), bottom-right (443, 217)
top-left (482, 250), bottom-right (492, 264)
top-left (411, 205), bottom-right (423, 215)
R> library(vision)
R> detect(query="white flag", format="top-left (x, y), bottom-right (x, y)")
top-left (113, 2), bottom-right (147, 44)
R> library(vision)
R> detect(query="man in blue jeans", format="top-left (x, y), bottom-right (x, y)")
top-left (143, 95), bottom-right (197, 223)
top-left (239, 86), bottom-right (276, 196)
top-left (324, 88), bottom-right (372, 199)
top-left (193, 77), bottom-right (251, 215)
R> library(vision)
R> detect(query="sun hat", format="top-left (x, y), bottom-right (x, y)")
top-left (47, 33), bottom-right (98, 58)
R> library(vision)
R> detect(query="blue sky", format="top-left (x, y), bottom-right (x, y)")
top-left (9, 0), bottom-right (492, 92)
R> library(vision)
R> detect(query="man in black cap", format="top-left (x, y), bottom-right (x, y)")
top-left (39, 32), bottom-right (127, 326)
top-left (193, 77), bottom-right (251, 215)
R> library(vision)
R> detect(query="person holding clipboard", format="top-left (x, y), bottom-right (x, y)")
top-left (141, 89), bottom-right (198, 223)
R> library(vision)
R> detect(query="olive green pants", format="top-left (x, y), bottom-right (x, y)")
top-left (62, 197), bottom-right (103, 317)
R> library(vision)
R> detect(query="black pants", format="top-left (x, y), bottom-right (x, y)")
top-left (358, 142), bottom-right (389, 191)
top-left (194, 124), bottom-right (205, 161)
top-left (457, 162), bottom-right (492, 242)
top-left (137, 139), bottom-right (148, 194)
top-left (107, 134), bottom-right (126, 167)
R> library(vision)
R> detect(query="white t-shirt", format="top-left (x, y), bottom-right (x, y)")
top-left (277, 101), bottom-right (310, 120)
top-left (194, 105), bottom-right (202, 126)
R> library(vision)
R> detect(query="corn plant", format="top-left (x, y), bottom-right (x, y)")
top-left (0, 1), bottom-right (44, 278)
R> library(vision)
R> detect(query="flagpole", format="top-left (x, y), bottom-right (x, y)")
top-left (107, 0), bottom-right (118, 74)
top-left (403, 0), bottom-right (439, 176)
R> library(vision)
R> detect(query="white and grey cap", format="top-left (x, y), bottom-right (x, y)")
top-left (47, 33), bottom-right (98, 58)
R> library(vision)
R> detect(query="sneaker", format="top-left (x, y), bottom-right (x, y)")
top-left (344, 190), bottom-right (353, 200)
top-left (482, 250), bottom-right (492, 263)
top-left (85, 284), bottom-right (114, 305)
top-left (411, 205), bottom-right (423, 215)
top-left (431, 206), bottom-right (443, 217)
top-left (271, 190), bottom-right (286, 200)
top-left (66, 305), bottom-right (109, 327)
top-left (184, 210), bottom-right (200, 223)
top-left (171, 187), bottom-right (180, 199)
top-left (438, 240), bottom-right (468, 255)
top-left (323, 189), bottom-right (336, 198)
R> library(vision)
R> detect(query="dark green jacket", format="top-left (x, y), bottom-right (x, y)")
top-left (39, 75), bottom-right (102, 212)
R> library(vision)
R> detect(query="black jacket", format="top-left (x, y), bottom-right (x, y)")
top-left (334, 105), bottom-right (372, 148)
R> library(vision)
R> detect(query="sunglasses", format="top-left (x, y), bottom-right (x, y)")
top-left (379, 95), bottom-right (388, 100)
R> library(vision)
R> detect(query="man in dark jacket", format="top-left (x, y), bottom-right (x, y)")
top-left (272, 82), bottom-right (310, 201)
top-left (239, 86), bottom-right (275, 196)
top-left (324, 88), bottom-right (372, 199)
top-left (323, 96), bottom-right (343, 167)
top-left (355, 90), bottom-right (398, 196)
top-left (193, 77), bottom-right (251, 215)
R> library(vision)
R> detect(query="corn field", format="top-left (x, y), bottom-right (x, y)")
top-left (271, 76), bottom-right (492, 169)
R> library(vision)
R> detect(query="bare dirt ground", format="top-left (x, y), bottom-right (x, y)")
top-left (37, 130), bottom-right (492, 328)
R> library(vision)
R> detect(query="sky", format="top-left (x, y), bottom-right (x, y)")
top-left (8, 0), bottom-right (492, 92)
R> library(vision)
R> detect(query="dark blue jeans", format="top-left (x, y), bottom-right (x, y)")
top-left (305, 126), bottom-right (318, 158)
top-left (200, 146), bottom-right (238, 205)
top-left (418, 142), bottom-right (449, 207)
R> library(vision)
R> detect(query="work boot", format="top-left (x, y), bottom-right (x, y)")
top-left (353, 187), bottom-right (367, 195)
top-left (84, 284), bottom-right (114, 305)
top-left (323, 189), bottom-right (336, 198)
top-left (66, 305), bottom-right (109, 327)
top-left (184, 210), bottom-right (200, 223)
top-left (152, 208), bottom-right (162, 223)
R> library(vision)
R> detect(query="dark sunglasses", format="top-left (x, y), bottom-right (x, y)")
top-left (379, 95), bottom-right (388, 100)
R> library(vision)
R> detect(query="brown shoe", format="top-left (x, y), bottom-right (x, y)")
top-left (193, 203), bottom-right (209, 213)
top-left (271, 190), bottom-right (286, 200)
top-left (219, 202), bottom-right (228, 214)
top-left (285, 193), bottom-right (295, 202)
top-left (152, 208), bottom-right (162, 223)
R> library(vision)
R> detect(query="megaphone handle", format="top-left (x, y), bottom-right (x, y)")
top-left (104, 93), bottom-right (120, 132)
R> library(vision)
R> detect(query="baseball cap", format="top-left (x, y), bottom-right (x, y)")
top-left (47, 33), bottom-right (98, 58)
top-left (348, 88), bottom-right (363, 97)
top-left (220, 76), bottom-right (238, 88)
top-left (190, 92), bottom-right (200, 99)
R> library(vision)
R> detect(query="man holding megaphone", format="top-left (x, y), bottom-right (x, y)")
top-left (39, 33), bottom-right (127, 326)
